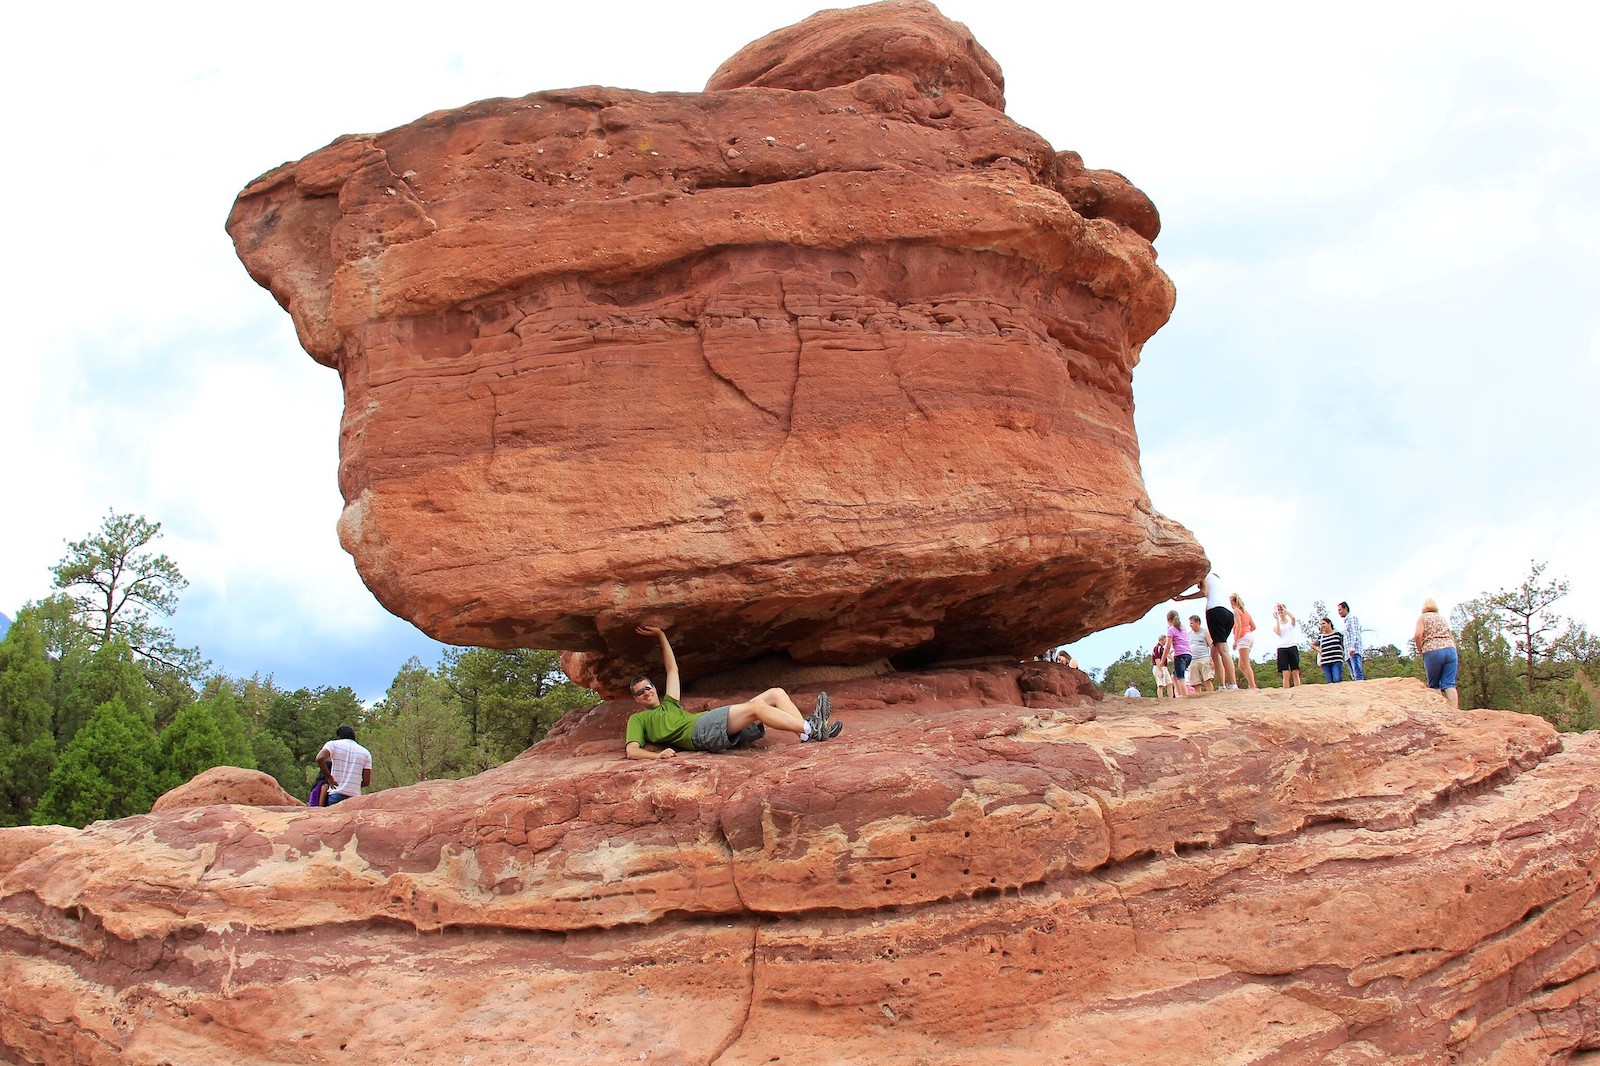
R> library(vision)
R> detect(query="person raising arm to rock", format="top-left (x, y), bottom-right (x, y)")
top-left (624, 625), bottom-right (840, 760)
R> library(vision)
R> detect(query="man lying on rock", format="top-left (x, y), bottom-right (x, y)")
top-left (624, 624), bottom-right (842, 760)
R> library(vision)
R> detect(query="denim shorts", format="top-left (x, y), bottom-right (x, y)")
top-left (1423, 648), bottom-right (1458, 691)
top-left (1173, 654), bottom-right (1193, 679)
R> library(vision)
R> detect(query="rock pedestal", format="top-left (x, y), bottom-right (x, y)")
top-left (4, 680), bottom-right (1600, 1063)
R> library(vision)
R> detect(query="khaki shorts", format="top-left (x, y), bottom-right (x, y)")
top-left (1152, 664), bottom-right (1173, 687)
top-left (1187, 657), bottom-right (1215, 685)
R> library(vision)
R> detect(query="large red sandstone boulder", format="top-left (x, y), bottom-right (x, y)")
top-left (226, 1), bottom-right (1197, 695)
top-left (3, 679), bottom-right (1599, 1063)
top-left (149, 765), bottom-right (299, 812)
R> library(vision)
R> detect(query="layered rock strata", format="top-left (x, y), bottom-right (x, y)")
top-left (226, 1), bottom-right (1196, 694)
top-left (5, 679), bottom-right (1600, 1063)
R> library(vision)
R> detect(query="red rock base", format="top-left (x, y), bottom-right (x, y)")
top-left (4, 677), bottom-right (1599, 1064)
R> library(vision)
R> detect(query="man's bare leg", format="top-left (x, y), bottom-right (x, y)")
top-left (729, 688), bottom-right (820, 732)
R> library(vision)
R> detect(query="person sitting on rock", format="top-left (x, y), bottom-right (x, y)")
top-left (624, 624), bottom-right (840, 760)
top-left (315, 724), bottom-right (372, 804)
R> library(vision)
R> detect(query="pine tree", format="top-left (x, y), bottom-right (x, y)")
top-left (33, 695), bottom-right (161, 827)
top-left (156, 702), bottom-right (233, 794)
top-left (0, 615), bottom-right (58, 825)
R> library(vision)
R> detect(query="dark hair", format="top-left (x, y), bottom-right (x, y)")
top-left (1338, 601), bottom-right (1350, 612)
top-left (336, 724), bottom-right (356, 741)
top-left (630, 674), bottom-right (652, 691)
top-left (1320, 617), bottom-right (1334, 629)
top-left (1188, 614), bottom-right (1202, 624)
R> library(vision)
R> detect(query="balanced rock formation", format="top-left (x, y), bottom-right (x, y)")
top-left (226, 1), bottom-right (1196, 695)
top-left (5, 679), bottom-right (1600, 1063)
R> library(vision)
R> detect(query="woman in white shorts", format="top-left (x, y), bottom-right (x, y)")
top-left (1151, 634), bottom-right (1173, 698)
top-left (1231, 593), bottom-right (1258, 690)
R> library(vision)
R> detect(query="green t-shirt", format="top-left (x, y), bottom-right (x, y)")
top-left (625, 694), bottom-right (700, 750)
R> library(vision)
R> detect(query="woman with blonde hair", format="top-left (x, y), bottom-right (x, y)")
top-left (1413, 598), bottom-right (1459, 709)
top-left (1230, 593), bottom-right (1258, 689)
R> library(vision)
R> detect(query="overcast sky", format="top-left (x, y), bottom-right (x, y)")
top-left (3, 1), bottom-right (1596, 698)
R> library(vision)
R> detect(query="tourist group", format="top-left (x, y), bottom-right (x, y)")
top-left (1121, 573), bottom-right (1460, 709)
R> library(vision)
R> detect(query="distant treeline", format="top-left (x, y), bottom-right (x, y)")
top-left (0, 511), bottom-right (596, 829)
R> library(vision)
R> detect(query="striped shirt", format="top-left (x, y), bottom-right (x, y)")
top-left (323, 738), bottom-right (372, 796)
top-left (1315, 632), bottom-right (1345, 667)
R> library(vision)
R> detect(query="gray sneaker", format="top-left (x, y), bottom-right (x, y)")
top-left (804, 691), bottom-right (832, 737)
top-left (802, 718), bottom-right (844, 743)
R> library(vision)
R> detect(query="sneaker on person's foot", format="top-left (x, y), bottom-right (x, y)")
top-left (801, 718), bottom-right (844, 743)
top-left (804, 691), bottom-right (832, 737)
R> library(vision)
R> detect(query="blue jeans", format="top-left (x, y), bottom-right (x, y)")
top-left (1423, 648), bottom-right (1458, 691)
top-left (1324, 661), bottom-right (1343, 683)
top-left (327, 792), bottom-right (354, 805)
top-left (1347, 654), bottom-right (1364, 680)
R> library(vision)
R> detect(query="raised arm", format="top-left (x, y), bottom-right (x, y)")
top-left (636, 624), bottom-right (680, 700)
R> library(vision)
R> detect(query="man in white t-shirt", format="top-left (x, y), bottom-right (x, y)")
top-left (1124, 684), bottom-right (1142, 698)
top-left (316, 724), bottom-right (373, 804)
top-left (1186, 615), bottom-right (1215, 692)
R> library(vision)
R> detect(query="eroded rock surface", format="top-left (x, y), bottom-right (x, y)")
top-left (149, 765), bottom-right (299, 813)
top-left (226, 0), bottom-right (1196, 695)
top-left (5, 679), bottom-right (1600, 1064)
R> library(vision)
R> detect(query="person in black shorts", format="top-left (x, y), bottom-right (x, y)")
top-left (1177, 571), bottom-right (1239, 689)
top-left (1272, 604), bottom-right (1302, 687)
